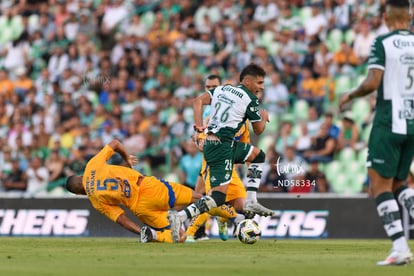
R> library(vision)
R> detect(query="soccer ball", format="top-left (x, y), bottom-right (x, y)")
top-left (235, 219), bottom-right (261, 244)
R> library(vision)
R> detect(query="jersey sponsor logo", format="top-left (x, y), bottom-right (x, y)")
top-left (217, 94), bottom-right (235, 105)
top-left (400, 53), bottom-right (414, 64)
top-left (393, 39), bottom-right (414, 49)
top-left (399, 99), bottom-right (414, 119)
top-left (0, 209), bottom-right (90, 236)
top-left (373, 158), bottom-right (385, 164)
top-left (222, 86), bottom-right (244, 99)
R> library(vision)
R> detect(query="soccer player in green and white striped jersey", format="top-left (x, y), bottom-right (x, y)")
top-left (170, 64), bottom-right (274, 232)
top-left (340, 0), bottom-right (414, 266)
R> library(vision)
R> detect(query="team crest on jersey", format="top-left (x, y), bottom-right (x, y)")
top-left (224, 172), bottom-right (230, 180)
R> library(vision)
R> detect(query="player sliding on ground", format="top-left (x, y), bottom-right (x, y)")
top-left (65, 139), bottom-right (202, 243)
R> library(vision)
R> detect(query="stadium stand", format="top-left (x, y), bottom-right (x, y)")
top-left (0, 0), bottom-right (412, 197)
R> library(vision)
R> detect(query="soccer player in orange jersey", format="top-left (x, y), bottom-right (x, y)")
top-left (65, 139), bottom-right (202, 243)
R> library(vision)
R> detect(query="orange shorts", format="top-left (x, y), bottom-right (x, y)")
top-left (134, 176), bottom-right (193, 230)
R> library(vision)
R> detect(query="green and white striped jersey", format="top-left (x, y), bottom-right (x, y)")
top-left (368, 29), bottom-right (414, 135)
top-left (207, 84), bottom-right (262, 141)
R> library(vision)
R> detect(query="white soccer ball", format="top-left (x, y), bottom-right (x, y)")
top-left (235, 219), bottom-right (261, 244)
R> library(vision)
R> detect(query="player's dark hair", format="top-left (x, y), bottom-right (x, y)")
top-left (386, 0), bottom-right (409, 7)
top-left (65, 175), bottom-right (83, 194)
top-left (207, 74), bottom-right (221, 83)
top-left (239, 63), bottom-right (266, 82)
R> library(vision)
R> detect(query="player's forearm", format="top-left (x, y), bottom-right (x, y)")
top-left (116, 214), bottom-right (141, 235)
top-left (348, 84), bottom-right (374, 100)
top-left (193, 98), bottom-right (204, 128)
top-left (109, 139), bottom-right (130, 167)
top-left (252, 120), bottom-right (266, 135)
top-left (348, 69), bottom-right (381, 100)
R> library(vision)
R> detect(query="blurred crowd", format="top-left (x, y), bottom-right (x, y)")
top-left (0, 0), bottom-right (413, 197)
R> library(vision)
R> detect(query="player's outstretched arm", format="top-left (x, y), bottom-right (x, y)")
top-left (193, 92), bottom-right (211, 132)
top-left (108, 139), bottom-right (137, 168)
top-left (339, 69), bottom-right (383, 110)
top-left (116, 213), bottom-right (141, 235)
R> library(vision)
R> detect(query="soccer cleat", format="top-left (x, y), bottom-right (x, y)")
top-left (244, 201), bottom-right (275, 217)
top-left (218, 219), bottom-right (228, 241)
top-left (168, 210), bottom-right (181, 243)
top-left (140, 226), bottom-right (153, 243)
top-left (195, 235), bottom-right (209, 241)
top-left (376, 250), bottom-right (413, 266)
top-left (185, 236), bottom-right (196, 243)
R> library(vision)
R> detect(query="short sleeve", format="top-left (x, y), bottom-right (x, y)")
top-left (245, 98), bottom-right (262, 122)
top-left (88, 145), bottom-right (115, 166)
top-left (367, 37), bottom-right (385, 71)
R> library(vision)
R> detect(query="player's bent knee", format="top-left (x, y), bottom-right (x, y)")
top-left (251, 150), bottom-right (265, 163)
top-left (211, 191), bottom-right (226, 207)
top-left (232, 198), bottom-right (245, 211)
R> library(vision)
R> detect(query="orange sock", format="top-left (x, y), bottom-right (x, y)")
top-left (186, 213), bottom-right (209, 237)
top-left (155, 230), bottom-right (173, 243)
top-left (208, 205), bottom-right (237, 219)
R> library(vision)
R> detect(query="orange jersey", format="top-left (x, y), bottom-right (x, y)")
top-left (83, 145), bottom-right (193, 231)
top-left (83, 145), bottom-right (141, 222)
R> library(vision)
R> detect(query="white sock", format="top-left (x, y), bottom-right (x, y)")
top-left (150, 228), bottom-right (157, 240)
top-left (246, 191), bottom-right (257, 203)
top-left (245, 163), bottom-right (264, 203)
top-left (376, 195), bottom-right (408, 252)
top-left (178, 196), bottom-right (217, 222)
top-left (234, 213), bottom-right (246, 225)
top-left (178, 209), bottom-right (189, 222)
top-left (393, 236), bottom-right (410, 252)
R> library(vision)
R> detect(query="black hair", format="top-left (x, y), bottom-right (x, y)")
top-left (206, 74), bottom-right (221, 83)
top-left (65, 175), bottom-right (83, 194)
top-left (387, 0), bottom-right (409, 7)
top-left (239, 63), bottom-right (266, 82)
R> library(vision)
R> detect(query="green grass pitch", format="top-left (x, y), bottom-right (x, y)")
top-left (0, 238), bottom-right (413, 276)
